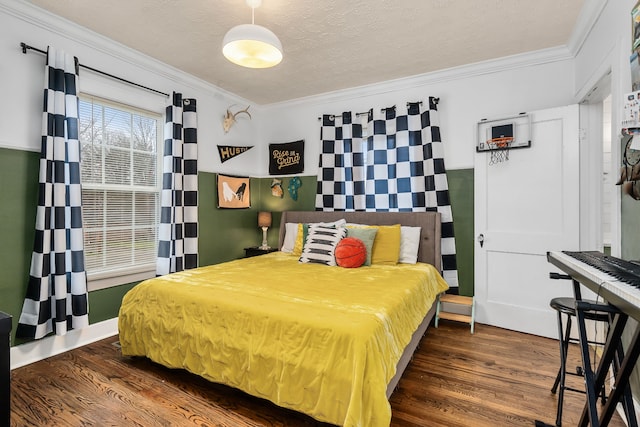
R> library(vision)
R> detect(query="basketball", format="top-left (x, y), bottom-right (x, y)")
top-left (335, 237), bottom-right (367, 268)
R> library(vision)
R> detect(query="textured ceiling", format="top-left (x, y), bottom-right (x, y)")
top-left (27, 0), bottom-right (585, 105)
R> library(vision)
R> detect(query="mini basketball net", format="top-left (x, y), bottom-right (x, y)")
top-left (477, 114), bottom-right (532, 165)
top-left (487, 130), bottom-right (513, 165)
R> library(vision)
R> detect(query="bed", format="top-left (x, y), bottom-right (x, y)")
top-left (118, 211), bottom-right (448, 426)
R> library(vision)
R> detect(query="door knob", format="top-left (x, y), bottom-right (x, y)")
top-left (477, 233), bottom-right (484, 248)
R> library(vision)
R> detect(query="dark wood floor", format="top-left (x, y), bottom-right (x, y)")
top-left (10, 321), bottom-right (626, 427)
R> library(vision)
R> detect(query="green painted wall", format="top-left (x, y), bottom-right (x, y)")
top-left (88, 283), bottom-right (139, 323)
top-left (621, 191), bottom-right (640, 261)
top-left (0, 146), bottom-right (473, 345)
top-left (0, 148), bottom-right (39, 345)
top-left (198, 174), bottom-right (316, 266)
top-left (447, 169), bottom-right (474, 297)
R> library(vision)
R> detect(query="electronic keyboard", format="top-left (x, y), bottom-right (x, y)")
top-left (548, 251), bottom-right (640, 321)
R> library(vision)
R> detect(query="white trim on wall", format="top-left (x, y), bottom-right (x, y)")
top-left (567, 0), bottom-right (610, 57)
top-left (10, 318), bottom-right (119, 370)
top-left (267, 46), bottom-right (574, 110)
top-left (0, 140), bottom-right (39, 152)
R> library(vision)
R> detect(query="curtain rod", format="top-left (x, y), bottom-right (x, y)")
top-left (317, 100), bottom-right (432, 121)
top-left (20, 42), bottom-right (170, 98)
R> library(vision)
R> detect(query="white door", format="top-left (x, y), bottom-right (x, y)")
top-left (474, 105), bottom-right (580, 338)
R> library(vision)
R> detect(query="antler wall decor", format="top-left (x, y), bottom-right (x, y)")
top-left (223, 105), bottom-right (251, 133)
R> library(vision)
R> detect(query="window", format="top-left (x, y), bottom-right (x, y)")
top-left (79, 95), bottom-right (161, 289)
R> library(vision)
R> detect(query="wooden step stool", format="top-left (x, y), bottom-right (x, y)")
top-left (435, 294), bottom-right (475, 333)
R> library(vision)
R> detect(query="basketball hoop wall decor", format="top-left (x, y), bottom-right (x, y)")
top-left (477, 113), bottom-right (532, 165)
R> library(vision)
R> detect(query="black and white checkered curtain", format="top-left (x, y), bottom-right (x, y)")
top-left (156, 92), bottom-right (198, 276)
top-left (317, 98), bottom-right (459, 288)
top-left (16, 47), bottom-right (89, 339)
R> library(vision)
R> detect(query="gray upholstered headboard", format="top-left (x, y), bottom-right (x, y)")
top-left (278, 211), bottom-right (442, 271)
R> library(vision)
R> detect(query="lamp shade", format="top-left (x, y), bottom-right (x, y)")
top-left (258, 211), bottom-right (272, 227)
top-left (222, 24), bottom-right (283, 68)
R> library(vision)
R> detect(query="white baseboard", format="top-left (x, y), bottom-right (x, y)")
top-left (10, 318), bottom-right (119, 370)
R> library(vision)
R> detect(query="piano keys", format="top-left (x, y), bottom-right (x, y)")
top-left (547, 250), bottom-right (640, 427)
top-left (548, 251), bottom-right (640, 322)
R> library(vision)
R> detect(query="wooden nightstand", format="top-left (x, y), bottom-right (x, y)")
top-left (244, 247), bottom-right (278, 258)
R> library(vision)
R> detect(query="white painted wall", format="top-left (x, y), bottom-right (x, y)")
top-left (561, 1), bottom-right (640, 422)
top-left (572, 0), bottom-right (635, 259)
top-left (259, 52), bottom-right (576, 173)
top-left (0, 0), bottom-right (258, 176)
top-left (1, 0), bottom-right (585, 179)
top-left (574, 0), bottom-right (632, 99)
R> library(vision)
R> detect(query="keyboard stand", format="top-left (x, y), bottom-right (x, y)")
top-left (570, 279), bottom-right (639, 427)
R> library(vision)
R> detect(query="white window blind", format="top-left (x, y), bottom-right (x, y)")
top-left (79, 96), bottom-right (161, 283)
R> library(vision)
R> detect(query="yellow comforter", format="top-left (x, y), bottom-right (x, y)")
top-left (118, 252), bottom-right (448, 426)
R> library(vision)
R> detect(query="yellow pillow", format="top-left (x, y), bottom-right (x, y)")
top-left (293, 223), bottom-right (304, 256)
top-left (366, 224), bottom-right (402, 265)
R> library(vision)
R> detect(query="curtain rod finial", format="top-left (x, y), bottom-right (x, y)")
top-left (20, 42), bottom-right (27, 54)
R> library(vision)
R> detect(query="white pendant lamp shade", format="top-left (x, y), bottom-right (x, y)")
top-left (222, 24), bottom-right (283, 69)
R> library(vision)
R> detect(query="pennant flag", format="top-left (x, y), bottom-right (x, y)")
top-left (217, 145), bottom-right (253, 163)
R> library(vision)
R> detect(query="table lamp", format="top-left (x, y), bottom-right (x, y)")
top-left (258, 211), bottom-right (272, 249)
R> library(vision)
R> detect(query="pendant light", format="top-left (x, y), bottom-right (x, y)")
top-left (222, 0), bottom-right (283, 69)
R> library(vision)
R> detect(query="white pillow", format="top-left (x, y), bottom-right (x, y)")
top-left (280, 222), bottom-right (299, 253)
top-left (399, 226), bottom-right (421, 264)
top-left (315, 219), bottom-right (347, 228)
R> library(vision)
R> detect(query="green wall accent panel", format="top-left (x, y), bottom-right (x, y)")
top-left (446, 169), bottom-right (474, 297)
top-left (198, 173), bottom-right (316, 266)
top-left (0, 148), bottom-right (39, 345)
top-left (0, 147), bottom-right (144, 345)
top-left (198, 172), bottom-right (258, 266)
top-left (621, 191), bottom-right (640, 261)
top-left (88, 283), bottom-right (138, 324)
top-left (252, 175), bottom-right (317, 234)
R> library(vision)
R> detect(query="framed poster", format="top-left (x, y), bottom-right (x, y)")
top-left (217, 174), bottom-right (250, 208)
top-left (269, 140), bottom-right (304, 175)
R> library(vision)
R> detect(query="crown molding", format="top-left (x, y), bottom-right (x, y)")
top-left (265, 0), bottom-right (607, 109)
top-left (566, 0), bottom-right (609, 57)
top-left (0, 0), bottom-right (253, 106)
top-left (268, 46), bottom-right (574, 109)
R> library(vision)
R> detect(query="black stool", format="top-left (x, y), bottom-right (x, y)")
top-left (550, 297), bottom-right (610, 427)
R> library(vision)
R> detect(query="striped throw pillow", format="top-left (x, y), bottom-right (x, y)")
top-left (299, 226), bottom-right (347, 266)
